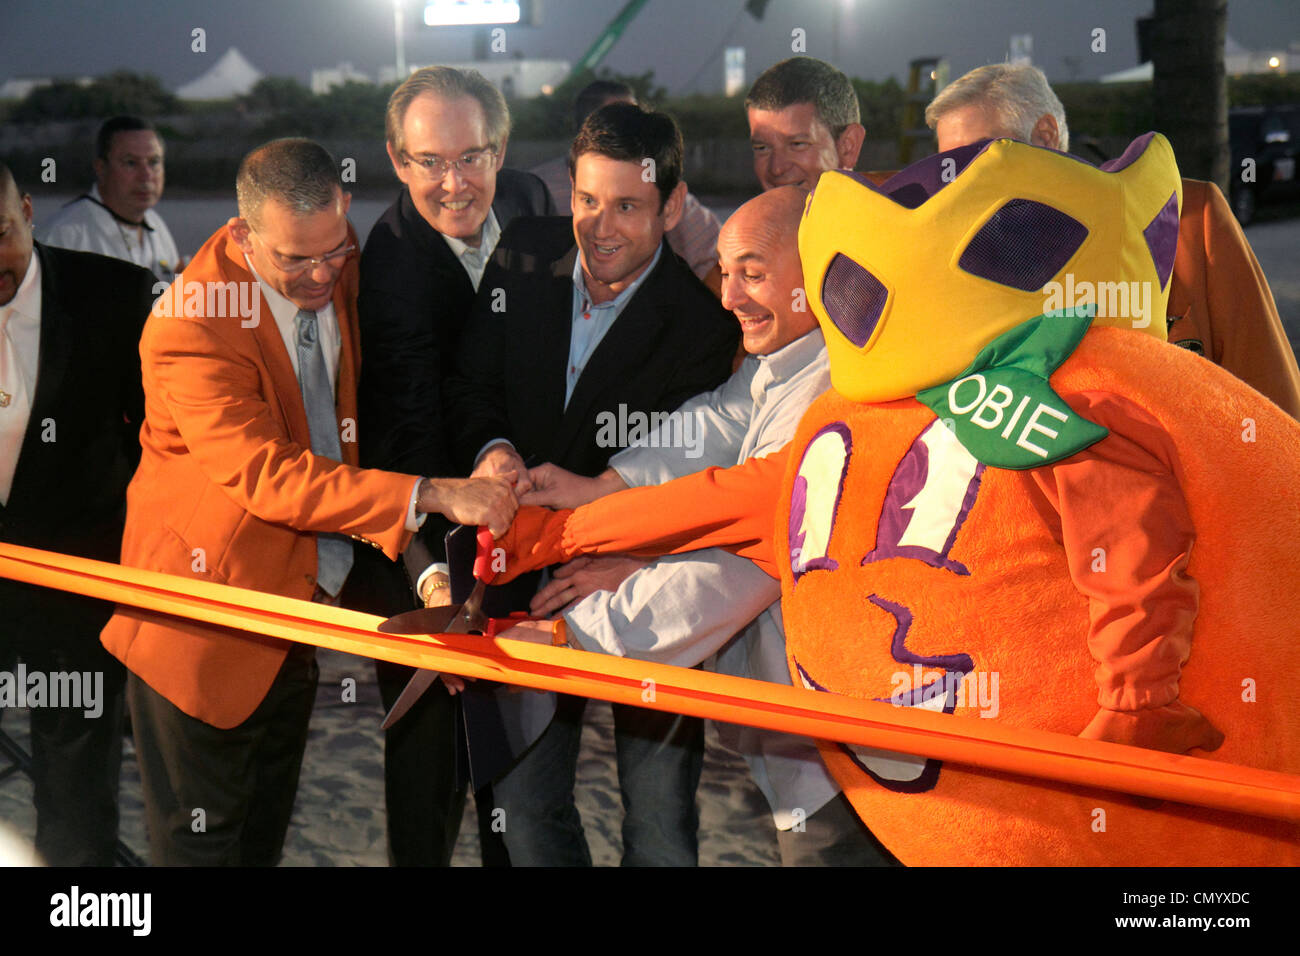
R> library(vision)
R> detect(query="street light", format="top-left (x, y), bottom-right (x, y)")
top-left (393, 0), bottom-right (407, 80)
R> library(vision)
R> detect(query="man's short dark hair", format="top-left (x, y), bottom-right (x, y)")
top-left (572, 79), bottom-right (635, 130)
top-left (236, 138), bottom-right (342, 228)
top-left (745, 57), bottom-right (861, 140)
top-left (0, 160), bottom-right (17, 200)
top-left (96, 116), bottom-right (159, 161)
top-left (568, 102), bottom-right (682, 209)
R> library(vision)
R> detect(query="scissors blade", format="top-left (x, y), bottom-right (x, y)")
top-left (379, 578), bottom-right (489, 729)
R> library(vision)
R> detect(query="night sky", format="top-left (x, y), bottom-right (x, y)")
top-left (4, 0), bottom-right (1298, 94)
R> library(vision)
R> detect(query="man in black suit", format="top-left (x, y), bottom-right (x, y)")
top-left (443, 103), bottom-right (739, 865)
top-left (351, 66), bottom-right (553, 866)
top-left (0, 161), bottom-right (155, 865)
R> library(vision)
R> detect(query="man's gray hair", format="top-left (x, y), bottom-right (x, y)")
top-left (236, 138), bottom-right (343, 227)
top-left (385, 66), bottom-right (510, 155)
top-left (745, 57), bottom-right (861, 140)
top-left (925, 63), bottom-right (1070, 152)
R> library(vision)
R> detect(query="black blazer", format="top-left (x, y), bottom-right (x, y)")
top-left (356, 168), bottom-right (554, 481)
top-left (446, 215), bottom-right (739, 478)
top-left (0, 243), bottom-right (155, 640)
top-left (348, 169), bottom-right (553, 614)
top-left (444, 215), bottom-right (738, 613)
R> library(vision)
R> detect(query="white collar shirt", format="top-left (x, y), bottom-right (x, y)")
top-left (246, 257), bottom-right (340, 392)
top-left (38, 184), bottom-right (181, 284)
top-left (0, 253), bottom-right (42, 503)
top-left (440, 208), bottom-right (501, 292)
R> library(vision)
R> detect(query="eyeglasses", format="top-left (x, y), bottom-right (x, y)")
top-left (252, 230), bottom-right (357, 274)
top-left (401, 147), bottom-right (497, 179)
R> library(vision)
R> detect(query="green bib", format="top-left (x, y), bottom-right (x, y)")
top-left (916, 308), bottom-right (1108, 469)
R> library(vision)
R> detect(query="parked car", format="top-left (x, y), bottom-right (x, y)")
top-left (1229, 105), bottom-right (1300, 226)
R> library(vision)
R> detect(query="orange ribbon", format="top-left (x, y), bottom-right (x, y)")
top-left (1, 540), bottom-right (1297, 823)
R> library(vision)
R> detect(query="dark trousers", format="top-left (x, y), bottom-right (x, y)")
top-left (489, 694), bottom-right (704, 866)
top-left (775, 791), bottom-right (902, 867)
top-left (375, 661), bottom-right (512, 867)
top-left (0, 619), bottom-right (125, 866)
top-left (127, 643), bottom-right (318, 866)
top-left (375, 659), bottom-right (469, 866)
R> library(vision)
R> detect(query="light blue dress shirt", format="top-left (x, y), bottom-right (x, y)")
top-left (564, 244), bottom-right (663, 409)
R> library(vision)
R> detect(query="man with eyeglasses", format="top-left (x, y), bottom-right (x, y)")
top-left (349, 65), bottom-right (553, 868)
top-left (100, 138), bottom-right (518, 866)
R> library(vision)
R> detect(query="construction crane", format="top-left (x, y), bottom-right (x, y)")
top-left (567, 0), bottom-right (652, 82)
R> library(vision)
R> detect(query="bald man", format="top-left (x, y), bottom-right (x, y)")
top-left (510, 188), bottom-right (896, 865)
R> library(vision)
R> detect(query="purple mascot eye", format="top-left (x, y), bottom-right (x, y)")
top-left (821, 254), bottom-right (889, 348)
top-left (958, 199), bottom-right (1089, 292)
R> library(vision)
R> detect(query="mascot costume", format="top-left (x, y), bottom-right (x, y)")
top-left (496, 134), bottom-right (1300, 865)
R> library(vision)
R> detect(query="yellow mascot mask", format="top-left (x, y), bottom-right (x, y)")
top-left (799, 134), bottom-right (1183, 404)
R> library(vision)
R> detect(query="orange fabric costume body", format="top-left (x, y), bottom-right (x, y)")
top-left (101, 226), bottom-right (417, 729)
top-left (500, 136), bottom-right (1300, 864)
top-left (1167, 178), bottom-right (1300, 417)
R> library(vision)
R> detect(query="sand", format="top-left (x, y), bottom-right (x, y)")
top-left (0, 648), bottom-right (781, 866)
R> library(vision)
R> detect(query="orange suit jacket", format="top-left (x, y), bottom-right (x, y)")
top-left (102, 224), bottom-right (418, 728)
top-left (1167, 178), bottom-right (1300, 418)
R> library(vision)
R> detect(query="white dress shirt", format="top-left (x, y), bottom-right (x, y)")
top-left (246, 258), bottom-right (423, 532)
top-left (440, 209), bottom-right (501, 293)
top-left (565, 329), bottom-right (838, 828)
top-left (39, 184), bottom-right (181, 284)
top-left (0, 254), bottom-right (41, 505)
top-left (247, 258), bottom-right (341, 389)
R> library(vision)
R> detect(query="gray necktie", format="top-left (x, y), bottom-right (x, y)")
top-left (295, 308), bottom-right (353, 597)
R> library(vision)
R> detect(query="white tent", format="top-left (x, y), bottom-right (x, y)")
top-left (176, 47), bottom-right (264, 100)
top-left (1100, 63), bottom-right (1153, 84)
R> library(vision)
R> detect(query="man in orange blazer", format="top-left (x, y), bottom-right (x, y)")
top-left (925, 63), bottom-right (1300, 418)
top-left (101, 138), bottom-right (516, 866)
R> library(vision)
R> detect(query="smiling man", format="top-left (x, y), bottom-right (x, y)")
top-left (350, 66), bottom-right (553, 868)
top-left (40, 116), bottom-right (183, 283)
top-left (100, 138), bottom-right (517, 866)
top-left (746, 57), bottom-right (866, 193)
top-left (531, 80), bottom-right (721, 284)
top-left (444, 101), bottom-right (738, 865)
top-left (510, 187), bottom-right (897, 866)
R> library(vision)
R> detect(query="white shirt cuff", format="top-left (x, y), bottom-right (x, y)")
top-left (474, 438), bottom-right (515, 469)
top-left (416, 562), bottom-right (451, 598)
top-left (405, 478), bottom-right (427, 532)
